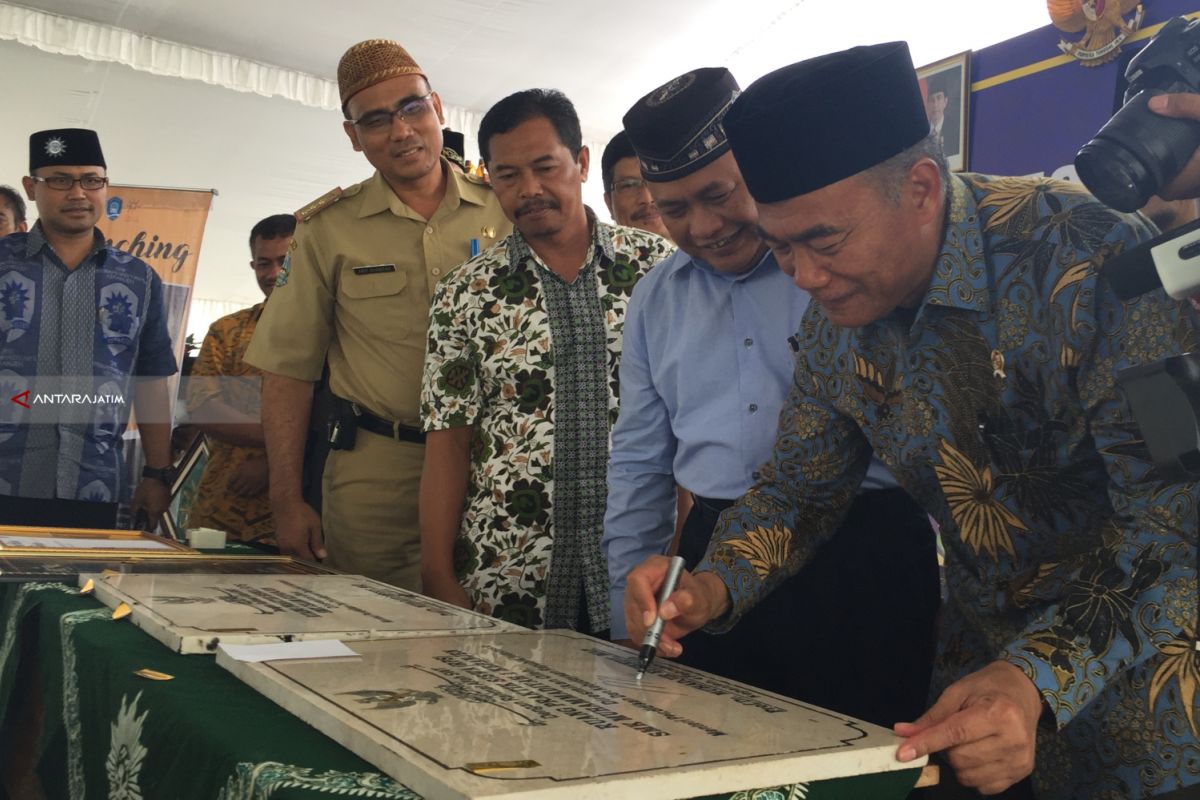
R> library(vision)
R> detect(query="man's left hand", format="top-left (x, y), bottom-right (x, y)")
top-left (130, 478), bottom-right (171, 529)
top-left (894, 660), bottom-right (1043, 795)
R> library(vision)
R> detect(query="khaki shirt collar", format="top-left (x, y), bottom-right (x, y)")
top-left (357, 158), bottom-right (491, 222)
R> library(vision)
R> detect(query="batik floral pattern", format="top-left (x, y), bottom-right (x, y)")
top-left (700, 174), bottom-right (1200, 798)
top-left (422, 218), bottom-right (671, 628)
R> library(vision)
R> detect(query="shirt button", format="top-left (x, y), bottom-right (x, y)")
top-left (749, 403), bottom-right (758, 413)
top-left (432, 268), bottom-right (441, 276)
top-left (425, 226), bottom-right (433, 235)
top-left (744, 337), bottom-right (754, 347)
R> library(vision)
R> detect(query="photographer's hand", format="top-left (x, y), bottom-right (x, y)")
top-left (1150, 94), bottom-right (1200, 199)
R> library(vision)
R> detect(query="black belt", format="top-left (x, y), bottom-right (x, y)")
top-left (353, 405), bottom-right (427, 444)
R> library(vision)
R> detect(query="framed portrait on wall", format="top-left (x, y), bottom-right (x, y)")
top-left (917, 51), bottom-right (971, 172)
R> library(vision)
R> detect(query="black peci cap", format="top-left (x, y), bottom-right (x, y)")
top-left (29, 128), bottom-right (107, 173)
top-left (623, 67), bottom-right (740, 183)
top-left (724, 43), bottom-right (930, 203)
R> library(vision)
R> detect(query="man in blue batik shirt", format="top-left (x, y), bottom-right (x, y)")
top-left (0, 128), bottom-right (177, 528)
top-left (625, 44), bottom-right (1199, 799)
top-left (604, 68), bottom-right (939, 728)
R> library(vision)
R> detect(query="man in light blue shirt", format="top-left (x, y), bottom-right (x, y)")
top-left (604, 68), bottom-right (939, 726)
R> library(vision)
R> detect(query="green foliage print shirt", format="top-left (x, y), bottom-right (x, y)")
top-left (698, 174), bottom-right (1199, 799)
top-left (422, 214), bottom-right (673, 631)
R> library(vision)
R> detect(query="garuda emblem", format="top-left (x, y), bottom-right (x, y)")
top-left (1049, 0), bottom-right (1145, 66)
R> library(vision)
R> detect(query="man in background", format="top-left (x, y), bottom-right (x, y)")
top-left (245, 39), bottom-right (510, 588)
top-left (605, 68), bottom-right (937, 725)
top-left (420, 89), bottom-right (672, 632)
top-left (441, 128), bottom-right (468, 174)
top-left (0, 186), bottom-right (27, 237)
top-left (923, 71), bottom-right (959, 159)
top-left (601, 131), bottom-right (671, 240)
top-left (0, 128), bottom-right (176, 528)
top-left (187, 214), bottom-right (294, 545)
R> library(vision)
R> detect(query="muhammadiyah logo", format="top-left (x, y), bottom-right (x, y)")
top-left (106, 196), bottom-right (123, 221)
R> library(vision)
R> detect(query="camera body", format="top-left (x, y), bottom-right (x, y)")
top-left (1116, 353), bottom-right (1200, 482)
top-left (1076, 16), bottom-right (1200, 212)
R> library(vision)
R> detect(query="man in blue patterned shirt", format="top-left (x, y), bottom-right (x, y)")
top-left (626, 44), bottom-right (1198, 799)
top-left (0, 129), bottom-right (177, 528)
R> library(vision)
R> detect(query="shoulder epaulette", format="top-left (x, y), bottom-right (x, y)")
top-left (295, 187), bottom-right (344, 222)
top-left (463, 172), bottom-right (491, 188)
top-left (441, 148), bottom-right (469, 173)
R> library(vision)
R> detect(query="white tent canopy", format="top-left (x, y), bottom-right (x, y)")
top-left (0, 0), bottom-right (1051, 336)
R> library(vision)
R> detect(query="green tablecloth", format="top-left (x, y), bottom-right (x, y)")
top-left (0, 583), bottom-right (921, 800)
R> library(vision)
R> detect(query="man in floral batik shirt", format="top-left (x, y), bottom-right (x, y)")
top-left (625, 44), bottom-right (1199, 800)
top-left (186, 215), bottom-right (295, 545)
top-left (420, 89), bottom-right (672, 634)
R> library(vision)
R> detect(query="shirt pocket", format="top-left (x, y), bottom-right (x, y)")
top-left (337, 266), bottom-right (410, 339)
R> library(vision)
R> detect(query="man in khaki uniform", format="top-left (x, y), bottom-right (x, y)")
top-left (244, 39), bottom-right (510, 588)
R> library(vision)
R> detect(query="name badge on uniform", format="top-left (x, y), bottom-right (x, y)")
top-left (353, 264), bottom-right (397, 275)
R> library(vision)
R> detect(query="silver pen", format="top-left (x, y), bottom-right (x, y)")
top-left (636, 555), bottom-right (686, 680)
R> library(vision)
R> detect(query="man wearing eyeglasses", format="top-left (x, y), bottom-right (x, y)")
top-left (603, 69), bottom-right (939, 727)
top-left (601, 131), bottom-right (671, 240)
top-left (245, 40), bottom-right (510, 590)
top-left (0, 128), bottom-right (177, 528)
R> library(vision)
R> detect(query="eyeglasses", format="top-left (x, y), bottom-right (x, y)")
top-left (30, 175), bottom-right (108, 191)
top-left (612, 177), bottom-right (648, 196)
top-left (350, 94), bottom-right (435, 133)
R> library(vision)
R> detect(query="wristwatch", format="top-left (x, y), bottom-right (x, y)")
top-left (141, 465), bottom-right (177, 486)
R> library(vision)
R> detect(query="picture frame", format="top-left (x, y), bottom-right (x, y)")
top-left (917, 51), bottom-right (971, 173)
top-left (161, 432), bottom-right (209, 540)
top-left (0, 525), bottom-right (194, 554)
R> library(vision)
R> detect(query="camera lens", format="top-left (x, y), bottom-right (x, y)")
top-left (1075, 140), bottom-right (1153, 213)
top-left (1076, 89), bottom-right (1200, 212)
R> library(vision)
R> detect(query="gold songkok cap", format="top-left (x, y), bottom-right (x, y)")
top-left (337, 39), bottom-right (426, 115)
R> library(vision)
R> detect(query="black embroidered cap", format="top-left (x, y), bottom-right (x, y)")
top-left (724, 42), bottom-right (930, 203)
top-left (441, 128), bottom-right (467, 171)
top-left (623, 67), bottom-right (740, 183)
top-left (29, 128), bottom-right (107, 173)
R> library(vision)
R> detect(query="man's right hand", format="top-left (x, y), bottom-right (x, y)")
top-left (272, 499), bottom-right (325, 562)
top-left (624, 555), bottom-right (731, 659)
top-left (1149, 93), bottom-right (1200, 199)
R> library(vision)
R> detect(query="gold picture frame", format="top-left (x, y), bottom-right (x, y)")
top-left (0, 525), bottom-right (194, 555)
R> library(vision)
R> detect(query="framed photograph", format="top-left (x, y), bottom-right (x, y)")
top-left (161, 433), bottom-right (209, 540)
top-left (0, 525), bottom-right (194, 554)
top-left (917, 51), bottom-right (971, 172)
top-left (0, 553), bottom-right (339, 583)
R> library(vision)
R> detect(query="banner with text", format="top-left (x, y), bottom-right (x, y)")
top-left (95, 185), bottom-right (214, 365)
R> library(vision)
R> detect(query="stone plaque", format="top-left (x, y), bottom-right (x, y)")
top-left (82, 573), bottom-right (515, 654)
top-left (217, 630), bottom-right (923, 799)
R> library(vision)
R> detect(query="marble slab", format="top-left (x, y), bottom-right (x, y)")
top-left (81, 573), bottom-right (516, 654)
top-left (217, 630), bottom-right (924, 799)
